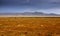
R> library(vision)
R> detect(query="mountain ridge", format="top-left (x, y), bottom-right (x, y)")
top-left (0, 12), bottom-right (59, 16)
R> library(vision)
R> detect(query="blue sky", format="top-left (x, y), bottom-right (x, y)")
top-left (0, 0), bottom-right (60, 14)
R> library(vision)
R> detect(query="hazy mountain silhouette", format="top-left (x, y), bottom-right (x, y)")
top-left (21, 12), bottom-right (59, 15)
top-left (0, 12), bottom-right (59, 16)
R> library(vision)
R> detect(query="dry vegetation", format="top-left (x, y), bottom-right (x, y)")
top-left (0, 17), bottom-right (60, 36)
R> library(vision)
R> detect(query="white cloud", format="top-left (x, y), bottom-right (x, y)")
top-left (36, 8), bottom-right (60, 14)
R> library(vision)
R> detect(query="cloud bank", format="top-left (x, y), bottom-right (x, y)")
top-left (0, 0), bottom-right (60, 14)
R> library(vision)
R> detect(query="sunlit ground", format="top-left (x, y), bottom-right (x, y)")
top-left (0, 17), bottom-right (60, 36)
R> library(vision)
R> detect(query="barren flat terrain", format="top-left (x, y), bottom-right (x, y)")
top-left (0, 15), bottom-right (60, 17)
top-left (0, 17), bottom-right (60, 36)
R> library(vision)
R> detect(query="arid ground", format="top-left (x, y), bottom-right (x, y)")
top-left (0, 17), bottom-right (60, 36)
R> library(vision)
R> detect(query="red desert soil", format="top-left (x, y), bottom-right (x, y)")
top-left (0, 17), bottom-right (60, 36)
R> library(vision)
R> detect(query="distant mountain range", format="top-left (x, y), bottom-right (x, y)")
top-left (0, 12), bottom-right (59, 16)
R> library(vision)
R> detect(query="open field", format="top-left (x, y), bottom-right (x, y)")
top-left (0, 17), bottom-right (60, 36)
top-left (0, 15), bottom-right (60, 17)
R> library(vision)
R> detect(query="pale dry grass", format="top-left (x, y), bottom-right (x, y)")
top-left (0, 17), bottom-right (60, 36)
